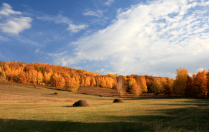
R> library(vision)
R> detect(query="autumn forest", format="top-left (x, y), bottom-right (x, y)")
top-left (0, 61), bottom-right (208, 98)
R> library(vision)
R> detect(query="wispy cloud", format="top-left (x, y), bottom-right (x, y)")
top-left (0, 35), bottom-right (9, 41)
top-left (13, 35), bottom-right (40, 46)
top-left (0, 3), bottom-right (32, 34)
top-left (83, 9), bottom-right (108, 26)
top-left (83, 10), bottom-right (103, 17)
top-left (68, 24), bottom-right (88, 33)
top-left (37, 13), bottom-right (72, 25)
top-left (55, 0), bottom-right (209, 77)
top-left (35, 49), bottom-right (68, 63)
top-left (37, 13), bottom-right (88, 33)
top-left (48, 51), bottom-right (68, 57)
top-left (104, 0), bottom-right (114, 6)
top-left (0, 3), bottom-right (21, 16)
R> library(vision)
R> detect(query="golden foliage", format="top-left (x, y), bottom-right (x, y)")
top-left (18, 72), bottom-right (27, 83)
top-left (137, 76), bottom-right (148, 93)
top-left (151, 78), bottom-right (163, 95)
top-left (2, 61), bottom-right (209, 99)
top-left (130, 83), bottom-right (141, 96)
top-left (90, 77), bottom-right (96, 87)
top-left (193, 70), bottom-right (208, 98)
top-left (65, 77), bottom-right (80, 92)
top-left (128, 78), bottom-right (136, 90)
top-left (163, 83), bottom-right (172, 96)
top-left (173, 68), bottom-right (189, 95)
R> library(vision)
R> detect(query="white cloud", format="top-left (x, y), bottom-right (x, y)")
top-left (104, 0), bottom-right (114, 6)
top-left (68, 24), bottom-right (88, 33)
top-left (37, 14), bottom-right (87, 33)
top-left (0, 3), bottom-right (32, 34)
top-left (0, 3), bottom-right (21, 16)
top-left (55, 0), bottom-right (209, 77)
top-left (83, 10), bottom-right (103, 17)
top-left (0, 17), bottom-right (32, 34)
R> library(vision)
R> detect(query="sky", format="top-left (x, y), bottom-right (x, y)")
top-left (0, 0), bottom-right (209, 78)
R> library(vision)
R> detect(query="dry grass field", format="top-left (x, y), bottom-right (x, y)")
top-left (0, 82), bottom-right (209, 132)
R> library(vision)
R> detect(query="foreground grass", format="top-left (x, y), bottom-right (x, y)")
top-left (0, 83), bottom-right (209, 132)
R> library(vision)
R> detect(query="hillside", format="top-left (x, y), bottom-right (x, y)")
top-left (0, 61), bottom-right (157, 96)
top-left (0, 81), bottom-right (209, 132)
top-left (0, 81), bottom-right (180, 99)
top-left (0, 61), bottom-right (209, 98)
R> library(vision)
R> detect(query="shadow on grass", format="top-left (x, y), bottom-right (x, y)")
top-left (1, 106), bottom-right (209, 132)
top-left (123, 97), bottom-right (186, 101)
top-left (183, 99), bottom-right (209, 103)
top-left (157, 107), bottom-right (209, 132)
top-left (150, 99), bottom-right (209, 107)
top-left (149, 103), bottom-right (209, 107)
top-left (0, 118), bottom-right (151, 132)
top-left (62, 105), bottom-right (73, 107)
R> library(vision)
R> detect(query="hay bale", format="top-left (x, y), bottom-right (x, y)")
top-left (113, 99), bottom-right (123, 103)
top-left (72, 100), bottom-right (89, 107)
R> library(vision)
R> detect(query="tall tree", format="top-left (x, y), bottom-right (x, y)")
top-left (151, 78), bottom-right (163, 95)
top-left (163, 83), bottom-right (172, 97)
top-left (117, 76), bottom-right (126, 96)
top-left (18, 72), bottom-right (27, 84)
top-left (185, 75), bottom-right (193, 97)
top-left (130, 83), bottom-right (141, 96)
top-left (206, 71), bottom-right (209, 98)
top-left (90, 77), bottom-right (96, 87)
top-left (0, 66), bottom-right (6, 81)
top-left (128, 78), bottom-right (136, 90)
top-left (193, 70), bottom-right (207, 98)
top-left (173, 68), bottom-right (189, 95)
top-left (136, 76), bottom-right (147, 93)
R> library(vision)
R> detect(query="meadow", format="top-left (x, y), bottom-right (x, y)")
top-left (0, 82), bottom-right (209, 132)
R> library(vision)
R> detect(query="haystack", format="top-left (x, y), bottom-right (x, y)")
top-left (72, 100), bottom-right (89, 107)
top-left (53, 92), bottom-right (58, 95)
top-left (113, 99), bottom-right (123, 103)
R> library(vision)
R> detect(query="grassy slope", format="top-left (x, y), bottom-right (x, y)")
top-left (0, 83), bottom-right (209, 132)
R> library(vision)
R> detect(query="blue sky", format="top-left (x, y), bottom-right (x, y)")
top-left (0, 0), bottom-right (209, 78)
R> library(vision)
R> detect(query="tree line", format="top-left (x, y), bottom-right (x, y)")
top-left (0, 61), bottom-right (208, 98)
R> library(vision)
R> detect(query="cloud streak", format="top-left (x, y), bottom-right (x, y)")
top-left (83, 10), bottom-right (103, 17)
top-left (37, 13), bottom-right (72, 25)
top-left (37, 13), bottom-right (88, 33)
